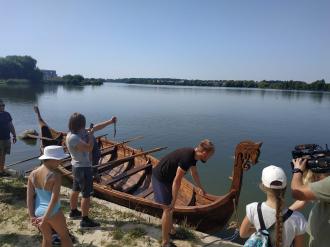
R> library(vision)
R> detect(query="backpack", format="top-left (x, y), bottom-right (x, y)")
top-left (243, 202), bottom-right (293, 247)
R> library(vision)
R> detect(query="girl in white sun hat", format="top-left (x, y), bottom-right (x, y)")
top-left (240, 165), bottom-right (307, 247)
top-left (27, 145), bottom-right (73, 247)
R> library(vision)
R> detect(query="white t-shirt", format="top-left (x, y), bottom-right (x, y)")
top-left (246, 202), bottom-right (307, 247)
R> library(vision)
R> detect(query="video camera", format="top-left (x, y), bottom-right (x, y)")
top-left (292, 144), bottom-right (330, 173)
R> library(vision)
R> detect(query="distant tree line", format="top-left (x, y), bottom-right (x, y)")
top-left (0, 56), bottom-right (43, 83)
top-left (108, 78), bottom-right (330, 91)
top-left (0, 55), bottom-right (104, 86)
top-left (45, 74), bottom-right (104, 86)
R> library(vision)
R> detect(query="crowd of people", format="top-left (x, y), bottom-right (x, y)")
top-left (1, 98), bottom-right (329, 247)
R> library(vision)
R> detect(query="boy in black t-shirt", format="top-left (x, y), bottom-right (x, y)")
top-left (152, 139), bottom-right (215, 247)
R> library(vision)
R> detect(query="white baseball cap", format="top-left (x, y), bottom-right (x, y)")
top-left (261, 165), bottom-right (287, 189)
top-left (39, 145), bottom-right (69, 160)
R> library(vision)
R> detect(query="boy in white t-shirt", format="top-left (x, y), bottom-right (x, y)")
top-left (240, 165), bottom-right (307, 247)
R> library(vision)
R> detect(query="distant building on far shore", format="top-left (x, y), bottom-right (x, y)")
top-left (41, 69), bottom-right (57, 80)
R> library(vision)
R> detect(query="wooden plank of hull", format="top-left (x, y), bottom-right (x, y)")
top-left (103, 164), bottom-right (152, 186)
top-left (58, 160), bottom-right (237, 233)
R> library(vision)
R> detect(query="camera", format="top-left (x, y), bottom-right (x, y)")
top-left (291, 144), bottom-right (330, 173)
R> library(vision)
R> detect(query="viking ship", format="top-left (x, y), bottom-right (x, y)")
top-left (33, 106), bottom-right (262, 233)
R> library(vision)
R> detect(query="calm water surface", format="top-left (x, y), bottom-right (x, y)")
top-left (1, 82), bottom-right (330, 232)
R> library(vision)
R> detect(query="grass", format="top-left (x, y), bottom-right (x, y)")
top-left (127, 226), bottom-right (147, 239)
top-left (0, 233), bottom-right (19, 245)
top-left (175, 225), bottom-right (198, 242)
top-left (111, 228), bottom-right (124, 240)
top-left (0, 177), bottom-right (27, 204)
top-left (0, 177), bottom-right (203, 247)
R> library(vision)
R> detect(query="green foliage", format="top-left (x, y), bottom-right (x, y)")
top-left (45, 75), bottom-right (104, 86)
top-left (0, 55), bottom-right (43, 83)
top-left (110, 78), bottom-right (330, 91)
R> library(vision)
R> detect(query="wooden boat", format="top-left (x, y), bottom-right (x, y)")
top-left (33, 106), bottom-right (262, 233)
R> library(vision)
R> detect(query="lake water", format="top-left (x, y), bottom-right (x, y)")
top-left (1, 82), bottom-right (330, 235)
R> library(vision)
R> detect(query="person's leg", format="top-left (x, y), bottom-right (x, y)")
top-left (81, 197), bottom-right (90, 217)
top-left (48, 212), bottom-right (73, 247)
top-left (70, 191), bottom-right (79, 208)
top-left (39, 222), bottom-right (53, 247)
top-left (162, 208), bottom-right (173, 246)
top-left (81, 167), bottom-right (92, 217)
top-left (0, 153), bottom-right (5, 173)
top-left (70, 166), bottom-right (81, 211)
top-left (80, 167), bottom-right (99, 227)
top-left (152, 174), bottom-right (173, 246)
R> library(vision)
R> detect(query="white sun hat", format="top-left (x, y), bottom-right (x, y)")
top-left (261, 165), bottom-right (287, 189)
top-left (39, 145), bottom-right (69, 160)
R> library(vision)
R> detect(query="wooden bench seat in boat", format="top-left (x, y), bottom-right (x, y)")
top-left (102, 163), bottom-right (152, 186)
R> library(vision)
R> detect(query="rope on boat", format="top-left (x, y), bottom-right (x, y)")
top-left (203, 198), bottom-right (241, 246)
top-left (113, 121), bottom-right (117, 138)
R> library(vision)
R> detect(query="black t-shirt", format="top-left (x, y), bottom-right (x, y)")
top-left (153, 147), bottom-right (197, 184)
top-left (0, 111), bottom-right (12, 140)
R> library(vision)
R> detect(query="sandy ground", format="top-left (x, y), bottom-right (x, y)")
top-left (0, 176), bottom-right (241, 247)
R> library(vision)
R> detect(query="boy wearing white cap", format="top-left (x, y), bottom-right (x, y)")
top-left (240, 165), bottom-right (307, 247)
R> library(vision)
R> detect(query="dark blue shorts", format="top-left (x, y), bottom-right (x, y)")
top-left (72, 166), bottom-right (93, 198)
top-left (152, 174), bottom-right (172, 206)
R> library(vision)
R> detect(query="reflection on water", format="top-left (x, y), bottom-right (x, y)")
top-left (2, 82), bottom-right (330, 236)
top-left (0, 84), bottom-right (59, 104)
top-left (125, 83), bottom-right (330, 104)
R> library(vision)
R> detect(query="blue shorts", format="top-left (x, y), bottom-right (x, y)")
top-left (72, 166), bottom-right (93, 198)
top-left (152, 174), bottom-right (172, 205)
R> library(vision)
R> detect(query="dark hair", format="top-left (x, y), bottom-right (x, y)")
top-left (260, 183), bottom-right (286, 247)
top-left (197, 139), bottom-right (215, 153)
top-left (68, 113), bottom-right (86, 134)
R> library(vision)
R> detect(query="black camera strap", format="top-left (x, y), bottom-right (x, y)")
top-left (257, 202), bottom-right (293, 231)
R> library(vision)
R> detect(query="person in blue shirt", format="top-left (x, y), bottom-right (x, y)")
top-left (27, 145), bottom-right (73, 247)
top-left (0, 99), bottom-right (16, 176)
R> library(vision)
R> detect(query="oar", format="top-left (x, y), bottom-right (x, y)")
top-left (6, 154), bottom-right (41, 168)
top-left (25, 134), bottom-right (55, 141)
top-left (64, 146), bottom-right (167, 176)
top-left (24, 136), bottom-right (143, 173)
top-left (60, 136), bottom-right (144, 164)
top-left (93, 146), bottom-right (167, 170)
top-left (106, 136), bottom-right (143, 149)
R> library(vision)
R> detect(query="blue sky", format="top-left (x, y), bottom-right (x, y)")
top-left (1, 0), bottom-right (329, 81)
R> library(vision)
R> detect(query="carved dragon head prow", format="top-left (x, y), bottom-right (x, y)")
top-left (235, 140), bottom-right (262, 171)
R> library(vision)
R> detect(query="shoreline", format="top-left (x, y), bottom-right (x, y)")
top-left (0, 174), bottom-right (242, 247)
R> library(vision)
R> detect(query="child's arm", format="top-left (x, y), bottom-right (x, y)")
top-left (91, 117), bottom-right (117, 132)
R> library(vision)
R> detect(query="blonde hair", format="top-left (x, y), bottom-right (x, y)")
top-left (260, 184), bottom-right (286, 247)
top-left (303, 170), bottom-right (317, 185)
top-left (196, 139), bottom-right (215, 153)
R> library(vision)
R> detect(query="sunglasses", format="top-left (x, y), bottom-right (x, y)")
top-left (0, 104), bottom-right (5, 107)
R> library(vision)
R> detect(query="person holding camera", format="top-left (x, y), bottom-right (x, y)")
top-left (291, 157), bottom-right (330, 247)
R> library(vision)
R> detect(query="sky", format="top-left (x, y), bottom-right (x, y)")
top-left (1, 0), bottom-right (329, 82)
